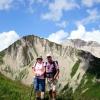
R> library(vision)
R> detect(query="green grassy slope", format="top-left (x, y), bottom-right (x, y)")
top-left (71, 60), bottom-right (81, 78)
top-left (74, 73), bottom-right (100, 100)
top-left (0, 72), bottom-right (35, 100)
top-left (74, 56), bottom-right (100, 100)
top-left (0, 51), bottom-right (5, 65)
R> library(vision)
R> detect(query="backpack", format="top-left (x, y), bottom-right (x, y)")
top-left (45, 61), bottom-right (58, 78)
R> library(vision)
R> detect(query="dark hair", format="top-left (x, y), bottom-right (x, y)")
top-left (47, 56), bottom-right (52, 58)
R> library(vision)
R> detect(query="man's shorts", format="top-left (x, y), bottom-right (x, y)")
top-left (47, 79), bottom-right (58, 92)
top-left (34, 77), bottom-right (45, 92)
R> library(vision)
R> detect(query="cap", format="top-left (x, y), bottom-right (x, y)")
top-left (36, 56), bottom-right (43, 60)
top-left (46, 53), bottom-right (52, 57)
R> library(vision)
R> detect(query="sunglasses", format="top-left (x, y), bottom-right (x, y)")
top-left (47, 56), bottom-right (52, 58)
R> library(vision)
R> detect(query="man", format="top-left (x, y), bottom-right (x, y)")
top-left (45, 54), bottom-right (59, 100)
top-left (32, 56), bottom-right (45, 100)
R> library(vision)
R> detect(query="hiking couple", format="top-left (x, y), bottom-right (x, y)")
top-left (32, 54), bottom-right (59, 100)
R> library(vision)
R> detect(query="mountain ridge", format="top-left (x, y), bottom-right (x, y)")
top-left (62, 39), bottom-right (100, 58)
top-left (62, 39), bottom-right (100, 47)
top-left (0, 35), bottom-right (100, 99)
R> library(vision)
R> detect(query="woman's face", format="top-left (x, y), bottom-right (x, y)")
top-left (37, 58), bottom-right (42, 63)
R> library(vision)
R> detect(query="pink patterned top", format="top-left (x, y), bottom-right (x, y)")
top-left (32, 62), bottom-right (45, 79)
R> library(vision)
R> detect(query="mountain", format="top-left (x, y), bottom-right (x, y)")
top-left (0, 35), bottom-right (100, 99)
top-left (62, 39), bottom-right (100, 58)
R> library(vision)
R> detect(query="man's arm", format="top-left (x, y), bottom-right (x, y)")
top-left (54, 69), bottom-right (59, 80)
top-left (54, 61), bottom-right (59, 79)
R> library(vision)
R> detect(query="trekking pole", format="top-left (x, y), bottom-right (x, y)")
top-left (30, 61), bottom-right (37, 100)
top-left (29, 83), bottom-right (34, 100)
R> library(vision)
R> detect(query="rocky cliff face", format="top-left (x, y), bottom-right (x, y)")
top-left (62, 39), bottom-right (100, 58)
top-left (0, 35), bottom-right (100, 93)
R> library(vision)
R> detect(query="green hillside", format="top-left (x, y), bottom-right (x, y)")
top-left (74, 73), bottom-right (100, 100)
top-left (0, 72), bottom-right (35, 100)
top-left (59, 55), bottom-right (100, 100)
top-left (74, 56), bottom-right (100, 100)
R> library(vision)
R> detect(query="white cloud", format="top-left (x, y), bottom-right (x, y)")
top-left (42, 0), bottom-right (79, 21)
top-left (48, 24), bottom-right (100, 44)
top-left (28, 0), bottom-right (48, 4)
top-left (82, 0), bottom-right (100, 7)
top-left (68, 24), bottom-right (85, 39)
top-left (36, 0), bottom-right (49, 5)
top-left (28, 0), bottom-right (35, 13)
top-left (56, 20), bottom-right (67, 28)
top-left (0, 31), bottom-right (20, 51)
top-left (77, 9), bottom-right (100, 25)
top-left (28, 0), bottom-right (49, 13)
top-left (0, 0), bottom-right (13, 10)
top-left (68, 24), bottom-right (100, 43)
top-left (47, 30), bottom-right (68, 43)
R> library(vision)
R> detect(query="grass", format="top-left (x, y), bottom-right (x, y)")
top-left (58, 83), bottom-right (73, 100)
top-left (81, 82), bottom-right (100, 100)
top-left (0, 71), bottom-right (74, 100)
top-left (0, 51), bottom-right (5, 65)
top-left (74, 72), bottom-right (100, 100)
top-left (0, 72), bottom-right (35, 100)
top-left (16, 69), bottom-right (29, 81)
top-left (73, 54), bottom-right (100, 100)
top-left (71, 60), bottom-right (81, 78)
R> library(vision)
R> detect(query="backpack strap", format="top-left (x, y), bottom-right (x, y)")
top-left (52, 61), bottom-right (58, 68)
top-left (33, 61), bottom-right (44, 71)
top-left (32, 61), bottom-right (37, 71)
top-left (53, 61), bottom-right (59, 79)
top-left (45, 62), bottom-right (47, 66)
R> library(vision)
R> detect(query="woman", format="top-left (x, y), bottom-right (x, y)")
top-left (32, 56), bottom-right (45, 100)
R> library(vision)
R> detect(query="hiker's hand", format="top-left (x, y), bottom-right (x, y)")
top-left (53, 77), bottom-right (56, 80)
top-left (51, 78), bottom-right (55, 82)
top-left (53, 75), bottom-right (57, 80)
top-left (34, 72), bottom-right (39, 76)
top-left (36, 73), bottom-right (41, 76)
top-left (48, 78), bottom-right (53, 82)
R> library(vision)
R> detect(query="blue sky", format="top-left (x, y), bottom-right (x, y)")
top-left (0, 0), bottom-right (100, 51)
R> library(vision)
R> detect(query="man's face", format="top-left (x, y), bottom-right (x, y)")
top-left (47, 56), bottom-right (52, 62)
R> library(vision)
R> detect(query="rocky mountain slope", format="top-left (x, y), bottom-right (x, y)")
top-left (62, 39), bottom-right (100, 58)
top-left (0, 35), bottom-right (100, 99)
